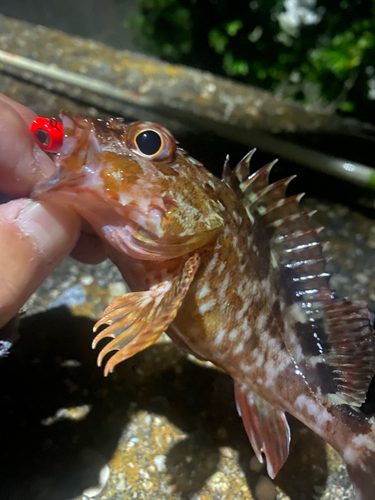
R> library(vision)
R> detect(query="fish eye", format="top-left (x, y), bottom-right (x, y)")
top-left (128, 122), bottom-right (176, 162)
top-left (135, 130), bottom-right (162, 156)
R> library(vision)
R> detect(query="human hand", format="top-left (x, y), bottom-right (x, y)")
top-left (0, 94), bottom-right (105, 331)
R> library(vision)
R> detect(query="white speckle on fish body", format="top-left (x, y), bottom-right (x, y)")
top-left (271, 251), bottom-right (278, 268)
top-left (216, 262), bottom-right (226, 276)
top-left (198, 300), bottom-right (215, 314)
top-left (197, 282), bottom-right (211, 299)
top-left (239, 262), bottom-right (247, 273)
top-left (328, 393), bottom-right (350, 405)
top-left (232, 211), bottom-right (242, 225)
top-left (119, 192), bottom-right (133, 206)
top-left (254, 351), bottom-right (264, 368)
top-left (205, 252), bottom-right (219, 274)
top-left (293, 342), bottom-right (303, 361)
top-left (236, 301), bottom-right (248, 321)
top-left (229, 328), bottom-right (240, 341)
top-left (110, 170), bottom-right (123, 182)
top-left (237, 281), bottom-right (246, 297)
top-left (218, 273), bottom-right (231, 302)
top-left (214, 328), bottom-right (227, 345)
top-left (243, 319), bottom-right (252, 339)
top-left (256, 314), bottom-right (267, 331)
top-left (246, 209), bottom-right (255, 224)
top-left (295, 394), bottom-right (334, 427)
top-left (352, 433), bottom-right (375, 454)
top-left (291, 303), bottom-right (308, 323)
top-left (233, 341), bottom-right (244, 355)
top-left (309, 355), bottom-right (325, 366)
top-left (223, 225), bottom-right (231, 238)
top-left (240, 362), bottom-right (252, 373)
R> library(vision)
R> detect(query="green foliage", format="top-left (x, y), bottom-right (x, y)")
top-left (126, 0), bottom-right (375, 122)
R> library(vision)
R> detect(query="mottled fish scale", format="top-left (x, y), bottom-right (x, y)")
top-left (34, 114), bottom-right (375, 500)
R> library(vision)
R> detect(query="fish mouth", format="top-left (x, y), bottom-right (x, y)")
top-left (31, 171), bottom-right (219, 261)
top-left (119, 224), bottom-right (218, 260)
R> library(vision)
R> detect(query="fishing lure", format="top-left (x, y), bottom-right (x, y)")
top-left (30, 117), bottom-right (63, 152)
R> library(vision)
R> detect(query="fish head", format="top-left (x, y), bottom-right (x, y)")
top-left (33, 113), bottom-right (224, 260)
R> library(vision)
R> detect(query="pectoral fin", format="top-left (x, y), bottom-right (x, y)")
top-left (93, 253), bottom-right (200, 375)
top-left (234, 382), bottom-right (290, 479)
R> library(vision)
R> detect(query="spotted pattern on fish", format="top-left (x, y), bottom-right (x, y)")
top-left (34, 114), bottom-right (375, 500)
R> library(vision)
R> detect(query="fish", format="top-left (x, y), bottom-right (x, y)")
top-left (32, 113), bottom-right (375, 500)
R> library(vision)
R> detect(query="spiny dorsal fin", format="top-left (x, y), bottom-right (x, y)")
top-left (233, 149), bottom-right (256, 184)
top-left (222, 154), bottom-right (232, 185)
top-left (228, 153), bottom-right (375, 409)
top-left (239, 159), bottom-right (277, 199)
top-left (222, 149), bottom-right (257, 193)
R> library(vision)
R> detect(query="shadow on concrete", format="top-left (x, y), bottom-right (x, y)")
top-left (0, 307), bottom-right (329, 500)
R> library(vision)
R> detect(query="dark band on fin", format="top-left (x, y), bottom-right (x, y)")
top-left (227, 153), bottom-right (375, 409)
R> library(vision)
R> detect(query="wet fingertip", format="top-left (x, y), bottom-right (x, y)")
top-left (0, 198), bottom-right (80, 327)
top-left (0, 93), bottom-right (37, 123)
top-left (13, 200), bottom-right (81, 260)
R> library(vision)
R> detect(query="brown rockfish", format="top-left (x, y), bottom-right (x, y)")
top-left (32, 113), bottom-right (375, 499)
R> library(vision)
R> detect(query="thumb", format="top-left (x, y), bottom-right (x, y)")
top-left (0, 198), bottom-right (80, 328)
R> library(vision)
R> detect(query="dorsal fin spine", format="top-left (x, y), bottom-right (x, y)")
top-left (284, 241), bottom-right (322, 253)
top-left (262, 193), bottom-right (305, 215)
top-left (275, 227), bottom-right (324, 244)
top-left (239, 159), bottom-right (277, 193)
top-left (244, 176), bottom-right (296, 209)
top-left (233, 149), bottom-right (256, 183)
top-left (285, 257), bottom-right (327, 269)
top-left (291, 272), bottom-right (330, 283)
top-left (270, 210), bottom-right (317, 229)
top-left (222, 154), bottom-right (231, 183)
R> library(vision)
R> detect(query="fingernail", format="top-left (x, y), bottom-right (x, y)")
top-left (32, 142), bottom-right (56, 179)
top-left (14, 200), bottom-right (76, 257)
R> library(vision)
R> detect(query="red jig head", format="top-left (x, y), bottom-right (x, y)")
top-left (30, 117), bottom-right (64, 153)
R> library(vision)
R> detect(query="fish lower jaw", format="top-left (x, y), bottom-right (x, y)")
top-left (99, 224), bottom-right (175, 261)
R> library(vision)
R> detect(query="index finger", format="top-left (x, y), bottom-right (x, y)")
top-left (0, 95), bottom-right (54, 197)
top-left (0, 93), bottom-right (38, 123)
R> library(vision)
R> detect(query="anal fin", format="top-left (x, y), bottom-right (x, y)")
top-left (92, 253), bottom-right (200, 375)
top-left (234, 382), bottom-right (291, 479)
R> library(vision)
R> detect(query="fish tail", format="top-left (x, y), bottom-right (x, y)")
top-left (343, 419), bottom-right (375, 500)
top-left (346, 455), bottom-right (375, 500)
